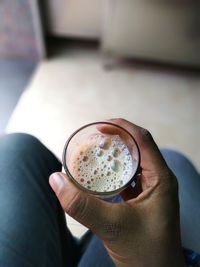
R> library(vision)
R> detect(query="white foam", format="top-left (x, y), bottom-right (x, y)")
top-left (70, 134), bottom-right (138, 192)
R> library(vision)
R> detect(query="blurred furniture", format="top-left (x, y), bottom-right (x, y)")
top-left (44, 0), bottom-right (200, 66)
top-left (102, 0), bottom-right (200, 67)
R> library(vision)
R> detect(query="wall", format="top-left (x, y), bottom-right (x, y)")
top-left (44, 0), bottom-right (102, 39)
top-left (102, 0), bottom-right (200, 66)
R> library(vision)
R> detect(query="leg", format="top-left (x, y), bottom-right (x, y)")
top-left (161, 149), bottom-right (200, 254)
top-left (78, 235), bottom-right (115, 267)
top-left (0, 133), bottom-right (79, 267)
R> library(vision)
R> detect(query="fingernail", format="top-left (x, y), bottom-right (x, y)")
top-left (49, 173), bottom-right (65, 192)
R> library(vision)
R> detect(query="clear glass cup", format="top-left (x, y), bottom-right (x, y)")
top-left (62, 122), bottom-right (140, 197)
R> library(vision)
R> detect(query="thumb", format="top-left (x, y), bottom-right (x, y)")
top-left (49, 172), bottom-right (118, 240)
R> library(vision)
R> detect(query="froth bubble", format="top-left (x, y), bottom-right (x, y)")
top-left (121, 144), bottom-right (126, 151)
top-left (99, 136), bottom-right (111, 150)
top-left (107, 155), bottom-right (112, 161)
top-left (83, 156), bottom-right (88, 162)
top-left (99, 137), bottom-right (105, 148)
top-left (112, 148), bottom-right (121, 157)
top-left (71, 133), bottom-right (136, 193)
top-left (111, 160), bottom-right (120, 172)
top-left (96, 149), bottom-right (103, 157)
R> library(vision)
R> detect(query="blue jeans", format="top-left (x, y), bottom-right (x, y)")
top-left (0, 133), bottom-right (199, 267)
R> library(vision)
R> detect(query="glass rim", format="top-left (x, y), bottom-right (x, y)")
top-left (62, 121), bottom-right (141, 196)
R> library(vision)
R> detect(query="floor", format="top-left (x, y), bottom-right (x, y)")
top-left (0, 59), bottom-right (36, 134)
top-left (5, 41), bottom-right (200, 237)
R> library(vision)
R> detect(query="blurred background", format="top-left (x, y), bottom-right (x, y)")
top-left (0, 0), bottom-right (200, 236)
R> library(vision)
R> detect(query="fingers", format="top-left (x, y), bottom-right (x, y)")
top-left (98, 118), bottom-right (171, 195)
top-left (103, 119), bottom-right (168, 173)
top-left (120, 179), bottom-right (142, 201)
top-left (49, 172), bottom-right (120, 240)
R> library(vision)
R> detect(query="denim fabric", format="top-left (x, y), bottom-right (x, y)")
top-left (161, 149), bottom-right (200, 254)
top-left (0, 134), bottom-right (79, 267)
top-left (0, 133), bottom-right (199, 267)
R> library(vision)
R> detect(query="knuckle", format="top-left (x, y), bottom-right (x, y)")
top-left (103, 221), bottom-right (123, 241)
top-left (102, 208), bottom-right (126, 241)
top-left (62, 191), bottom-right (88, 221)
top-left (56, 185), bottom-right (67, 202)
top-left (139, 128), bottom-right (153, 142)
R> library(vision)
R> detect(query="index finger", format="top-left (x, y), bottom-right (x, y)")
top-left (98, 118), bottom-right (168, 174)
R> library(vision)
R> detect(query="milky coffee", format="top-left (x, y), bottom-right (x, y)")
top-left (70, 134), bottom-right (138, 193)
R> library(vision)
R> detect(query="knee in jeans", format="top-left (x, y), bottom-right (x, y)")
top-left (0, 133), bottom-right (42, 151)
top-left (161, 148), bottom-right (194, 170)
top-left (161, 148), bottom-right (189, 162)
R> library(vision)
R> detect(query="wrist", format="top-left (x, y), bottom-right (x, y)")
top-left (112, 245), bottom-right (187, 267)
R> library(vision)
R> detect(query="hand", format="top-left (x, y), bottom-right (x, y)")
top-left (49, 119), bottom-right (186, 267)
